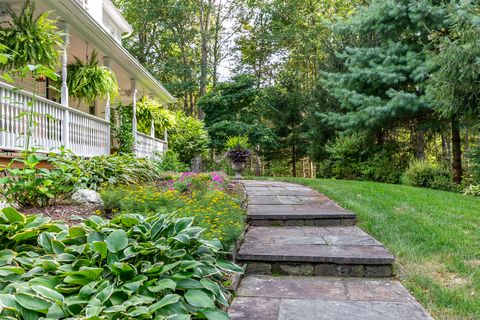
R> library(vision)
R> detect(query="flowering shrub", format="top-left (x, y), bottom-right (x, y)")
top-left (100, 171), bottom-right (245, 250)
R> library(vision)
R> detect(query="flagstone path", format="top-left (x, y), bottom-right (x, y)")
top-left (228, 180), bottom-right (433, 320)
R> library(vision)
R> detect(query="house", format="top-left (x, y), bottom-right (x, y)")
top-left (0, 0), bottom-right (176, 159)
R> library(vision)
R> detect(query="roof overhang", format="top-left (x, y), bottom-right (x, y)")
top-left (43, 0), bottom-right (176, 105)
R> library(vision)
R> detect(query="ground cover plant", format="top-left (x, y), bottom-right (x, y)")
top-left (268, 177), bottom-right (480, 320)
top-left (101, 172), bottom-right (245, 251)
top-left (0, 207), bottom-right (242, 319)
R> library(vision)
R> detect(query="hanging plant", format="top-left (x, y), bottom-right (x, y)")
top-left (66, 50), bottom-right (118, 105)
top-left (136, 97), bottom-right (176, 137)
top-left (0, 0), bottom-right (63, 70)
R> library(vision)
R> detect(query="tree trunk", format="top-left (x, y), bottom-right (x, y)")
top-left (292, 141), bottom-right (296, 177)
top-left (451, 117), bottom-right (462, 184)
top-left (255, 145), bottom-right (261, 176)
top-left (198, 0), bottom-right (213, 119)
top-left (412, 127), bottom-right (426, 160)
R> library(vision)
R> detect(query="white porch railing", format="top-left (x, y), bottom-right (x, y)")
top-left (135, 132), bottom-right (167, 158)
top-left (0, 82), bottom-right (110, 157)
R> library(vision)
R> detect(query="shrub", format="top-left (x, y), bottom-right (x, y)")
top-left (0, 153), bottom-right (77, 207)
top-left (463, 184), bottom-right (480, 197)
top-left (55, 153), bottom-right (162, 191)
top-left (169, 112), bottom-right (210, 164)
top-left (401, 160), bottom-right (452, 191)
top-left (0, 207), bottom-right (242, 319)
top-left (225, 136), bottom-right (250, 150)
top-left (152, 150), bottom-right (189, 172)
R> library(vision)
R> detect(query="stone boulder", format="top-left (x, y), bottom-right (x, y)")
top-left (71, 189), bottom-right (103, 207)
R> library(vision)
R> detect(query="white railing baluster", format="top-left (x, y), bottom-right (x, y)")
top-left (0, 82), bottom-right (110, 157)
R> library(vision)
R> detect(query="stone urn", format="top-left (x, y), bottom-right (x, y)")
top-left (231, 160), bottom-right (247, 180)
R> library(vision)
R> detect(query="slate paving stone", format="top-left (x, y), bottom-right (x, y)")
top-left (278, 299), bottom-right (433, 320)
top-left (230, 181), bottom-right (432, 319)
top-left (229, 276), bottom-right (433, 320)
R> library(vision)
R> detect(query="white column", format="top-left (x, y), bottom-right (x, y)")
top-left (150, 118), bottom-right (155, 137)
top-left (60, 22), bottom-right (70, 150)
top-left (131, 78), bottom-right (137, 152)
top-left (164, 129), bottom-right (168, 151)
top-left (103, 57), bottom-right (111, 154)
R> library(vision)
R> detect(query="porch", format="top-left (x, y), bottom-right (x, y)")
top-left (0, 81), bottom-right (167, 158)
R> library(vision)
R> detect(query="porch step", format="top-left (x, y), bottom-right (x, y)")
top-left (237, 226), bottom-right (395, 277)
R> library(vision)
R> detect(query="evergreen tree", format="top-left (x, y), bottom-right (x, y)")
top-left (321, 0), bottom-right (447, 154)
top-left (426, 1), bottom-right (480, 183)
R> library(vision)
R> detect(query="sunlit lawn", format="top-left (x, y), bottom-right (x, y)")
top-left (260, 177), bottom-right (480, 320)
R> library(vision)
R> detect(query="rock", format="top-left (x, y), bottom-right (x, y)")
top-left (71, 189), bottom-right (103, 207)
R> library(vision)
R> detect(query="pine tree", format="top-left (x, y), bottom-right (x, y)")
top-left (321, 0), bottom-right (447, 149)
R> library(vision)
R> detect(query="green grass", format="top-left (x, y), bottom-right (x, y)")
top-left (262, 177), bottom-right (480, 320)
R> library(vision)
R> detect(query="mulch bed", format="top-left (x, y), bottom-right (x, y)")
top-left (20, 203), bottom-right (105, 225)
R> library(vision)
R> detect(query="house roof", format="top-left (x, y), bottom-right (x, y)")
top-left (43, 0), bottom-right (176, 105)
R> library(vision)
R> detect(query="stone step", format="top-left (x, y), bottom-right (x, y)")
top-left (244, 181), bottom-right (356, 226)
top-left (248, 205), bottom-right (356, 227)
top-left (228, 276), bottom-right (433, 320)
top-left (237, 226), bottom-right (395, 277)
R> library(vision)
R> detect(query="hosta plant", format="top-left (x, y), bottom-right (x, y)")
top-left (0, 207), bottom-right (242, 319)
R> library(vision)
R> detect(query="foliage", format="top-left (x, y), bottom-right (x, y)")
top-left (275, 177), bottom-right (480, 319)
top-left (0, 154), bottom-right (77, 207)
top-left (55, 153), bottom-right (162, 191)
top-left (2, 63), bottom-right (59, 152)
top-left (152, 150), bottom-right (190, 172)
top-left (136, 97), bottom-right (176, 138)
top-left (199, 75), bottom-right (276, 151)
top-left (226, 147), bottom-right (251, 163)
top-left (426, 2), bottom-right (480, 119)
top-left (0, 0), bottom-right (62, 70)
top-left (401, 160), bottom-right (452, 191)
top-left (225, 136), bottom-right (250, 151)
top-left (101, 172), bottom-right (245, 249)
top-left (318, 132), bottom-right (408, 183)
top-left (463, 184), bottom-right (480, 197)
top-left (65, 51), bottom-right (118, 104)
top-left (168, 112), bottom-right (210, 165)
top-left (0, 207), bottom-right (242, 319)
top-left (111, 104), bottom-right (135, 154)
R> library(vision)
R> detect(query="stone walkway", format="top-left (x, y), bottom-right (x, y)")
top-left (228, 180), bottom-right (433, 320)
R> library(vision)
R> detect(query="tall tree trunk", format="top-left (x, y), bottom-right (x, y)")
top-left (292, 141), bottom-right (297, 177)
top-left (198, 0), bottom-right (213, 119)
top-left (255, 144), bottom-right (261, 176)
top-left (451, 117), bottom-right (462, 184)
top-left (412, 127), bottom-right (426, 160)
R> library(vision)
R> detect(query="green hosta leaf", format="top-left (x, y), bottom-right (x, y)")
top-left (46, 303), bottom-right (66, 318)
top-left (0, 266), bottom-right (25, 276)
top-left (92, 241), bottom-right (107, 259)
top-left (1, 207), bottom-right (26, 224)
top-left (184, 290), bottom-right (215, 309)
top-left (0, 293), bottom-right (20, 312)
top-left (105, 230), bottom-right (128, 253)
top-left (85, 299), bottom-right (104, 318)
top-left (10, 230), bottom-right (39, 242)
top-left (31, 285), bottom-right (64, 303)
top-left (174, 217), bottom-right (194, 233)
top-left (148, 278), bottom-right (176, 293)
top-left (63, 268), bottom-right (103, 285)
top-left (148, 294), bottom-right (180, 313)
top-left (51, 240), bottom-right (66, 254)
top-left (166, 315), bottom-right (191, 320)
top-left (15, 293), bottom-right (52, 313)
top-left (0, 250), bottom-right (15, 266)
top-left (201, 308), bottom-right (229, 320)
top-left (126, 306), bottom-right (149, 317)
top-left (201, 279), bottom-right (228, 306)
top-left (217, 259), bottom-right (243, 273)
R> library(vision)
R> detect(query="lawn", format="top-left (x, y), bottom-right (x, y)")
top-left (263, 177), bottom-right (480, 320)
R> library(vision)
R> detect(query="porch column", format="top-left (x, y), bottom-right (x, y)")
top-left (150, 119), bottom-right (155, 137)
top-left (60, 22), bottom-right (70, 150)
top-left (164, 129), bottom-right (168, 151)
top-left (103, 57), bottom-right (111, 154)
top-left (131, 78), bottom-right (137, 152)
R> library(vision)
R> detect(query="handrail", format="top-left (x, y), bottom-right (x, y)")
top-left (0, 81), bottom-right (110, 125)
top-left (136, 131), bottom-right (166, 144)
